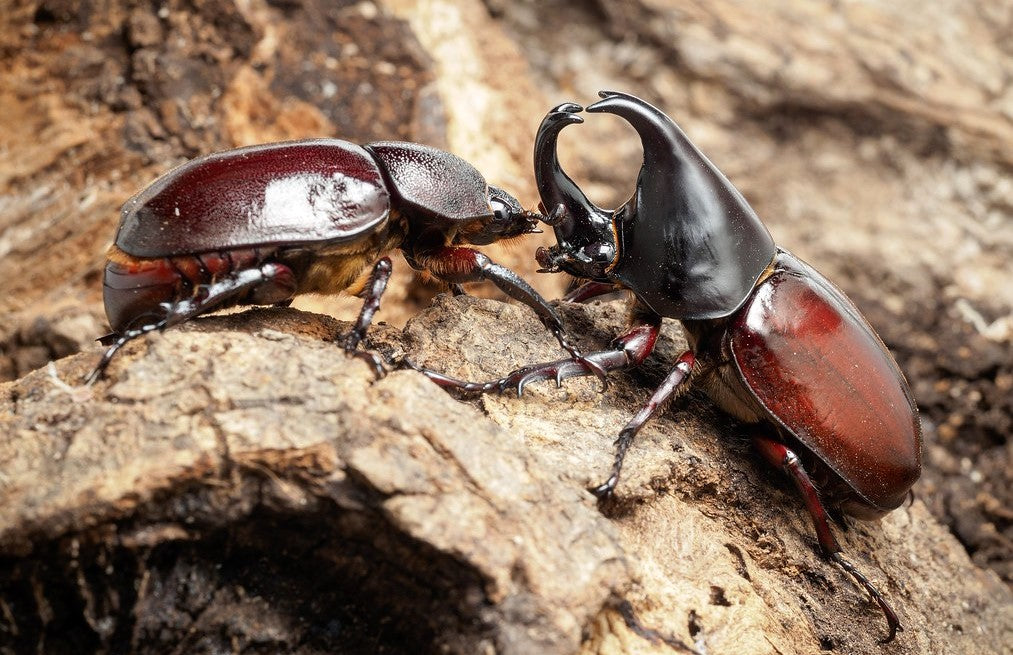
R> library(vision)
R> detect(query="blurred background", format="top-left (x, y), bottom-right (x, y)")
top-left (0, 0), bottom-right (1009, 587)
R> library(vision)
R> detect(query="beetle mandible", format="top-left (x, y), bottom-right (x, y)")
top-left (420, 92), bottom-right (922, 642)
top-left (85, 138), bottom-right (603, 384)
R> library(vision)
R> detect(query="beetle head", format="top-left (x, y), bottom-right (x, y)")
top-left (531, 103), bottom-right (618, 281)
top-left (536, 91), bottom-right (776, 319)
top-left (460, 184), bottom-right (542, 245)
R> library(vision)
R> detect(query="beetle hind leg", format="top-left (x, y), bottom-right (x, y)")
top-left (85, 262), bottom-right (296, 385)
top-left (83, 320), bottom-right (167, 385)
top-left (753, 436), bottom-right (902, 643)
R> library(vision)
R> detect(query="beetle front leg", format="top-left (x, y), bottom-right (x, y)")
top-left (416, 246), bottom-right (608, 383)
top-left (753, 436), bottom-right (902, 643)
top-left (416, 306), bottom-right (663, 397)
top-left (563, 280), bottom-right (621, 303)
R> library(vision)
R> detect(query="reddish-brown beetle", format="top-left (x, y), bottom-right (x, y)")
top-left (421, 92), bottom-right (922, 642)
top-left (86, 139), bottom-right (600, 383)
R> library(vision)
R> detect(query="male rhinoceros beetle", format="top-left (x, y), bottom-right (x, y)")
top-left (420, 92), bottom-right (922, 642)
top-left (85, 138), bottom-right (600, 384)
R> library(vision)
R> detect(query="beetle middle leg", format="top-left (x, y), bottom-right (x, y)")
top-left (85, 262), bottom-right (296, 385)
top-left (591, 350), bottom-right (695, 498)
top-left (753, 435), bottom-right (902, 643)
top-left (342, 257), bottom-right (393, 378)
top-left (418, 308), bottom-right (696, 497)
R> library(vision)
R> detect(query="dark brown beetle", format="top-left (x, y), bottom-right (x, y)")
top-left (86, 138), bottom-right (600, 383)
top-left (420, 92), bottom-right (922, 642)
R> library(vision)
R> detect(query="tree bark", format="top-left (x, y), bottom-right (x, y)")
top-left (2, 298), bottom-right (1009, 653)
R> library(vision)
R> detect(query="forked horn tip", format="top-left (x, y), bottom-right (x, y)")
top-left (552, 101), bottom-right (583, 113)
top-left (544, 109), bottom-right (584, 127)
top-left (586, 90), bottom-right (652, 115)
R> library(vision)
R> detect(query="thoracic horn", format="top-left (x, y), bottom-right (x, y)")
top-left (585, 90), bottom-right (776, 320)
top-left (585, 90), bottom-right (768, 241)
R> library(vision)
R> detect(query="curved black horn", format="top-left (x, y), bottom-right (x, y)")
top-left (587, 90), bottom-right (709, 226)
top-left (585, 90), bottom-right (776, 320)
top-left (585, 90), bottom-right (768, 236)
top-left (586, 91), bottom-right (685, 182)
top-left (533, 103), bottom-right (605, 239)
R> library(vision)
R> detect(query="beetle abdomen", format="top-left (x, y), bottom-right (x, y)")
top-left (103, 246), bottom-right (286, 333)
top-left (729, 250), bottom-right (921, 512)
top-left (115, 140), bottom-right (391, 258)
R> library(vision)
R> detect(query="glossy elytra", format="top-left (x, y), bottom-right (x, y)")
top-left (87, 138), bottom-right (602, 384)
top-left (420, 92), bottom-right (922, 642)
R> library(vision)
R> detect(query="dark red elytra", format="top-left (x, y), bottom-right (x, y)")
top-left (420, 92), bottom-right (921, 642)
top-left (730, 251), bottom-right (920, 516)
top-left (116, 141), bottom-right (390, 258)
top-left (89, 138), bottom-right (597, 385)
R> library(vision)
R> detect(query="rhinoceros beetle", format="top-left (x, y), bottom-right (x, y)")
top-left (419, 92), bottom-right (922, 642)
top-left (85, 138), bottom-right (602, 384)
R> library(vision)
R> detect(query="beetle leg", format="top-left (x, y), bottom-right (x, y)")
top-left (592, 351), bottom-right (695, 498)
top-left (413, 310), bottom-right (663, 399)
top-left (343, 257), bottom-right (393, 378)
top-left (83, 321), bottom-right (167, 385)
top-left (84, 262), bottom-right (294, 385)
top-left (753, 436), bottom-right (902, 643)
top-left (612, 598), bottom-right (700, 655)
top-left (563, 280), bottom-right (621, 303)
top-left (416, 246), bottom-right (608, 385)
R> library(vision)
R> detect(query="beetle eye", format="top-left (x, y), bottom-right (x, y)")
top-left (490, 198), bottom-right (512, 224)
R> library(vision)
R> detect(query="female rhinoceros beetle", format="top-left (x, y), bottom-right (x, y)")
top-left (420, 92), bottom-right (922, 642)
top-left (85, 138), bottom-right (602, 384)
